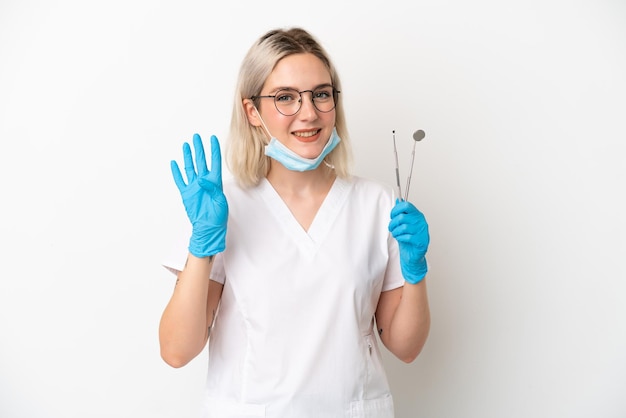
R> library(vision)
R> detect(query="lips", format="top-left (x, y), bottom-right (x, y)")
top-left (293, 129), bottom-right (322, 143)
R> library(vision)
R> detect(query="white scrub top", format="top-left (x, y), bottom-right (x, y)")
top-left (164, 176), bottom-right (404, 418)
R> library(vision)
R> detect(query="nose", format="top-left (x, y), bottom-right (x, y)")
top-left (298, 90), bottom-right (318, 119)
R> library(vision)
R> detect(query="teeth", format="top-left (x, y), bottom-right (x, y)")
top-left (295, 130), bottom-right (318, 138)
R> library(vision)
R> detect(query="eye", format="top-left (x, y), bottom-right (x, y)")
top-left (275, 89), bottom-right (298, 103)
top-left (313, 87), bottom-right (333, 101)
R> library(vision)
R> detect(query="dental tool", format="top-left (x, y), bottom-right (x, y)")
top-left (404, 129), bottom-right (425, 201)
top-left (392, 129), bottom-right (426, 201)
top-left (392, 130), bottom-right (403, 200)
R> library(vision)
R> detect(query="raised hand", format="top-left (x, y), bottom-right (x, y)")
top-left (171, 134), bottom-right (228, 258)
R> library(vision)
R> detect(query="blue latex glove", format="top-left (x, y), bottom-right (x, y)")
top-left (170, 134), bottom-right (228, 258)
top-left (388, 199), bottom-right (430, 284)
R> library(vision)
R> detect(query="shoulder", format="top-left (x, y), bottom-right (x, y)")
top-left (343, 176), bottom-right (396, 212)
top-left (222, 176), bottom-right (256, 197)
top-left (348, 175), bottom-right (395, 199)
top-left (221, 176), bottom-right (267, 210)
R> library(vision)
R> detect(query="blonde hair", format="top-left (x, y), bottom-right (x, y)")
top-left (226, 27), bottom-right (352, 188)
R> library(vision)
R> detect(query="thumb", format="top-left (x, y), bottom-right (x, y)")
top-left (198, 177), bottom-right (220, 196)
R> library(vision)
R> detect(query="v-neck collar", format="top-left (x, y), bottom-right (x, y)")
top-left (256, 177), bottom-right (352, 255)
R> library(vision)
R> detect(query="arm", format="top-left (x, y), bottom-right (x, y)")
top-left (379, 199), bottom-right (431, 363)
top-left (159, 254), bottom-right (224, 368)
top-left (159, 133), bottom-right (228, 367)
top-left (375, 281), bottom-right (430, 363)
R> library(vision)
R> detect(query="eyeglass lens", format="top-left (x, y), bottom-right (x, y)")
top-left (273, 87), bottom-right (337, 116)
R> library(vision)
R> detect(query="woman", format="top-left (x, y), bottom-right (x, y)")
top-left (159, 27), bottom-right (430, 418)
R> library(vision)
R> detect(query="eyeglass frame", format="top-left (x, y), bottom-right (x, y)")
top-left (250, 85), bottom-right (341, 116)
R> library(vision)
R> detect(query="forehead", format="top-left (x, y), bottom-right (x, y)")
top-left (263, 53), bottom-right (332, 91)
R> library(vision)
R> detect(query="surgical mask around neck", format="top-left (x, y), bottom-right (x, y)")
top-left (265, 129), bottom-right (340, 171)
top-left (254, 108), bottom-right (341, 172)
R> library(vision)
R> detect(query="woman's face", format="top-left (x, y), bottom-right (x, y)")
top-left (255, 53), bottom-right (336, 159)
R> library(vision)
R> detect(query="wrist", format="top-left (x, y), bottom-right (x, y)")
top-left (189, 226), bottom-right (226, 257)
top-left (402, 256), bottom-right (428, 285)
top-left (187, 252), bottom-right (215, 262)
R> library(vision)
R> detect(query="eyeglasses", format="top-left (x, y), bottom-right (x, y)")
top-left (251, 85), bottom-right (340, 116)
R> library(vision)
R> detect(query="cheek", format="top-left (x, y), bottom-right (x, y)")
top-left (323, 110), bottom-right (337, 124)
top-left (265, 114), bottom-right (292, 134)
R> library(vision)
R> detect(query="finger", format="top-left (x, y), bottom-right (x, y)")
top-left (393, 233), bottom-right (417, 244)
top-left (193, 133), bottom-right (209, 177)
top-left (182, 142), bottom-right (197, 183)
top-left (170, 160), bottom-right (186, 192)
top-left (392, 230), bottom-right (430, 251)
top-left (390, 200), bottom-right (414, 217)
top-left (388, 210), bottom-right (411, 231)
top-left (389, 221), bottom-right (410, 237)
top-left (389, 218), bottom-right (428, 237)
top-left (209, 135), bottom-right (223, 187)
top-left (403, 210), bottom-right (426, 226)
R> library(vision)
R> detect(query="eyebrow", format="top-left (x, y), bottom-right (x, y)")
top-left (268, 83), bottom-right (333, 93)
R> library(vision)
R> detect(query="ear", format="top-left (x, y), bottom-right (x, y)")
top-left (243, 99), bottom-right (262, 127)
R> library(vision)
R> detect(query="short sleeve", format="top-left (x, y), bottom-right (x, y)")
top-left (161, 227), bottom-right (190, 276)
top-left (381, 184), bottom-right (405, 292)
top-left (382, 234), bottom-right (405, 292)
top-left (209, 253), bottom-right (226, 284)
top-left (160, 227), bottom-right (226, 285)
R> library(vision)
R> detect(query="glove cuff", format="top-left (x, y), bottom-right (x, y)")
top-left (188, 227), bottom-right (226, 258)
top-left (402, 257), bottom-right (428, 285)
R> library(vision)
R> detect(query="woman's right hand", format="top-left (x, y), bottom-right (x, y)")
top-left (388, 199), bottom-right (429, 284)
top-left (170, 133), bottom-right (228, 258)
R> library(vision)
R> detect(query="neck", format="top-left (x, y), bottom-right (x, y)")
top-left (266, 161), bottom-right (336, 195)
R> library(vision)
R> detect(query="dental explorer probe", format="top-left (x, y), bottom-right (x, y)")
top-left (392, 130), bottom-right (403, 199)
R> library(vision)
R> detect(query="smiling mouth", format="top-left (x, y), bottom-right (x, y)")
top-left (293, 129), bottom-right (321, 138)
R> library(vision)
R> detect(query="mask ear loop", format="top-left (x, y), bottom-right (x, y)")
top-left (254, 106), bottom-right (273, 142)
top-left (323, 127), bottom-right (337, 169)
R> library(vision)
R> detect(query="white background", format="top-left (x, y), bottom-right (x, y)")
top-left (1, 1), bottom-right (625, 417)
